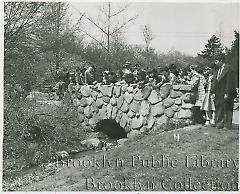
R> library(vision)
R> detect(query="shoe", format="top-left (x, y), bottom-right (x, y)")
top-left (216, 124), bottom-right (224, 129)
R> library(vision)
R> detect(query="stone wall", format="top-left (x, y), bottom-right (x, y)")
top-left (70, 83), bottom-right (195, 137)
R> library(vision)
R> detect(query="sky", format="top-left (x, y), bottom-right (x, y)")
top-left (68, 1), bottom-right (239, 56)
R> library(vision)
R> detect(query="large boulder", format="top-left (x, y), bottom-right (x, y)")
top-left (84, 106), bottom-right (93, 118)
top-left (117, 96), bottom-right (124, 109)
top-left (159, 83), bottom-right (172, 99)
top-left (120, 114), bottom-right (128, 128)
top-left (151, 102), bottom-right (165, 117)
top-left (100, 85), bottom-right (113, 97)
top-left (121, 101), bottom-right (129, 113)
top-left (81, 138), bottom-right (102, 149)
top-left (96, 98), bottom-right (104, 108)
top-left (130, 115), bottom-right (144, 129)
top-left (124, 92), bottom-right (133, 104)
top-left (134, 89), bottom-right (143, 101)
top-left (114, 85), bottom-right (121, 97)
top-left (80, 85), bottom-right (91, 97)
top-left (129, 100), bottom-right (141, 113)
top-left (148, 90), bottom-right (161, 104)
top-left (142, 85), bottom-right (152, 100)
top-left (164, 107), bottom-right (174, 118)
top-left (170, 90), bottom-right (183, 98)
top-left (163, 98), bottom-right (174, 108)
top-left (140, 100), bottom-right (150, 116)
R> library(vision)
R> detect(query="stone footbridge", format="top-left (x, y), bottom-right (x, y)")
top-left (70, 83), bottom-right (196, 137)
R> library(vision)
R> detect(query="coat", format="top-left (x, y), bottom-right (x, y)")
top-left (211, 64), bottom-right (237, 105)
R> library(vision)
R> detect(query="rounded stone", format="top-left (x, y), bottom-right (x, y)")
top-left (163, 98), bottom-right (174, 108)
top-left (159, 83), bottom-right (172, 99)
top-left (164, 107), bottom-right (174, 118)
top-left (130, 100), bottom-right (141, 113)
top-left (142, 85), bottom-right (153, 100)
top-left (140, 100), bottom-right (150, 116)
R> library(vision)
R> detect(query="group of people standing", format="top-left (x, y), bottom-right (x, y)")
top-left (189, 55), bottom-right (237, 130)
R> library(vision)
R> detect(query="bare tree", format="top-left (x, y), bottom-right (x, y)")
top-left (143, 25), bottom-right (153, 53)
top-left (72, 2), bottom-right (138, 69)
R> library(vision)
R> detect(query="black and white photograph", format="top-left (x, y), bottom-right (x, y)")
top-left (2, 0), bottom-right (239, 192)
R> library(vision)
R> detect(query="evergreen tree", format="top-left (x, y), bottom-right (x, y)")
top-left (198, 35), bottom-right (224, 62)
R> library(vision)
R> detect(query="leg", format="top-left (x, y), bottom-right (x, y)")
top-left (215, 102), bottom-right (224, 128)
top-left (224, 99), bottom-right (234, 130)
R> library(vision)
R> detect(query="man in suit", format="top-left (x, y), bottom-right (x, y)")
top-left (211, 55), bottom-right (237, 130)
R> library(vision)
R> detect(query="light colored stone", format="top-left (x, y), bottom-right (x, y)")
top-left (97, 93), bottom-right (103, 98)
top-left (140, 126), bottom-right (148, 133)
top-left (125, 126), bottom-right (131, 133)
top-left (148, 90), bottom-right (160, 104)
top-left (130, 115), bottom-right (144, 129)
top-left (89, 118), bottom-right (97, 128)
top-left (91, 91), bottom-right (98, 100)
top-left (175, 98), bottom-right (182, 105)
top-left (120, 114), bottom-right (128, 128)
top-left (147, 116), bottom-right (155, 129)
top-left (163, 98), bottom-right (174, 108)
top-left (80, 98), bottom-right (87, 107)
top-left (164, 107), bottom-right (174, 118)
top-left (122, 85), bottom-right (127, 92)
top-left (114, 85), bottom-right (121, 97)
top-left (130, 100), bottom-right (141, 113)
top-left (111, 107), bottom-right (118, 119)
top-left (182, 103), bottom-right (194, 109)
top-left (100, 85), bottom-right (113, 97)
top-left (103, 97), bottom-right (110, 103)
top-left (81, 138), bottom-right (102, 149)
top-left (156, 115), bottom-right (169, 127)
top-left (172, 85), bottom-right (181, 90)
top-left (117, 138), bottom-right (128, 147)
top-left (127, 86), bottom-right (134, 93)
top-left (75, 91), bottom-right (82, 99)
top-left (171, 104), bottom-right (180, 112)
top-left (142, 85), bottom-right (152, 100)
top-left (134, 89), bottom-right (143, 101)
top-left (127, 110), bottom-right (135, 118)
top-left (182, 93), bottom-right (191, 103)
top-left (121, 101), bottom-right (129, 113)
top-left (77, 106), bottom-right (84, 114)
top-left (140, 100), bottom-right (150, 116)
top-left (96, 98), bottom-right (104, 108)
top-left (178, 109), bottom-right (192, 119)
top-left (124, 92), bottom-right (133, 104)
top-left (116, 110), bottom-right (123, 123)
top-left (170, 90), bottom-right (183, 98)
top-left (107, 104), bottom-right (113, 118)
top-left (98, 105), bottom-right (107, 120)
top-left (151, 102), bottom-right (165, 117)
top-left (117, 96), bottom-right (124, 109)
top-left (73, 98), bottom-right (81, 107)
top-left (86, 97), bottom-right (94, 105)
top-left (84, 106), bottom-right (92, 118)
top-left (127, 130), bottom-right (141, 140)
top-left (110, 96), bottom-right (117, 106)
top-left (80, 85), bottom-right (91, 97)
top-left (78, 113), bottom-right (84, 122)
top-left (179, 85), bottom-right (192, 91)
top-left (159, 83), bottom-right (172, 99)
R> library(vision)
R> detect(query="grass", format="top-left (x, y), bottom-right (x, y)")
top-left (4, 124), bottom-right (238, 191)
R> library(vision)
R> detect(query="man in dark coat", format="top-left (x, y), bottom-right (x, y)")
top-left (211, 56), bottom-right (237, 130)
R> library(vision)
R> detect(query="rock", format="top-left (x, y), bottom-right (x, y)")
top-left (140, 100), bottom-right (150, 116)
top-left (171, 104), bottom-right (180, 112)
top-left (91, 102), bottom-right (98, 113)
top-left (127, 110), bottom-right (135, 118)
top-left (147, 116), bottom-right (155, 129)
top-left (116, 110), bottom-right (123, 123)
top-left (80, 98), bottom-right (87, 107)
top-left (182, 103), bottom-right (194, 109)
top-left (148, 90), bottom-right (160, 104)
top-left (142, 85), bottom-right (152, 99)
top-left (121, 101), bottom-right (129, 113)
top-left (127, 130), bottom-right (141, 140)
top-left (159, 83), bottom-right (172, 99)
top-left (73, 98), bottom-right (81, 107)
top-left (124, 92), bottom-right (133, 104)
top-left (170, 90), bottom-right (183, 98)
top-left (78, 113), bottom-right (84, 122)
top-left (163, 98), bottom-right (174, 108)
top-left (75, 91), bottom-right (82, 99)
top-left (89, 118), bottom-right (97, 128)
top-left (100, 85), bottom-right (113, 97)
top-left (134, 89), bottom-right (143, 101)
top-left (117, 96), bottom-right (124, 109)
top-left (86, 97), bottom-right (94, 105)
top-left (179, 85), bottom-right (192, 91)
top-left (172, 85), bottom-right (181, 90)
top-left (122, 85), bottom-right (127, 92)
top-left (164, 107), bottom-right (174, 118)
top-left (114, 85), bottom-right (121, 97)
top-left (120, 114), bottom-right (128, 128)
top-left (77, 106), bottom-right (84, 114)
top-left (84, 106), bottom-right (92, 118)
top-left (129, 100), bottom-right (141, 113)
top-left (99, 105), bottom-right (107, 120)
top-left (156, 115), bottom-right (169, 127)
top-left (97, 93), bottom-right (103, 98)
top-left (107, 104), bottom-right (113, 118)
top-left (175, 98), bottom-right (182, 105)
top-left (125, 126), bottom-right (131, 133)
top-left (91, 91), bottom-right (98, 100)
top-left (110, 96), bottom-right (117, 106)
top-left (117, 138), bottom-right (128, 147)
top-left (127, 86), bottom-right (134, 93)
top-left (178, 109), bottom-right (192, 119)
top-left (80, 85), bottom-right (91, 97)
top-left (140, 126), bottom-right (148, 133)
top-left (111, 107), bottom-right (118, 119)
top-left (81, 138), bottom-right (102, 149)
top-left (130, 115), bottom-right (144, 129)
top-left (84, 117), bottom-right (89, 126)
top-left (182, 93), bottom-right (191, 103)
top-left (151, 102), bottom-right (165, 117)
top-left (103, 97), bottom-right (110, 103)
top-left (96, 98), bottom-right (104, 108)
